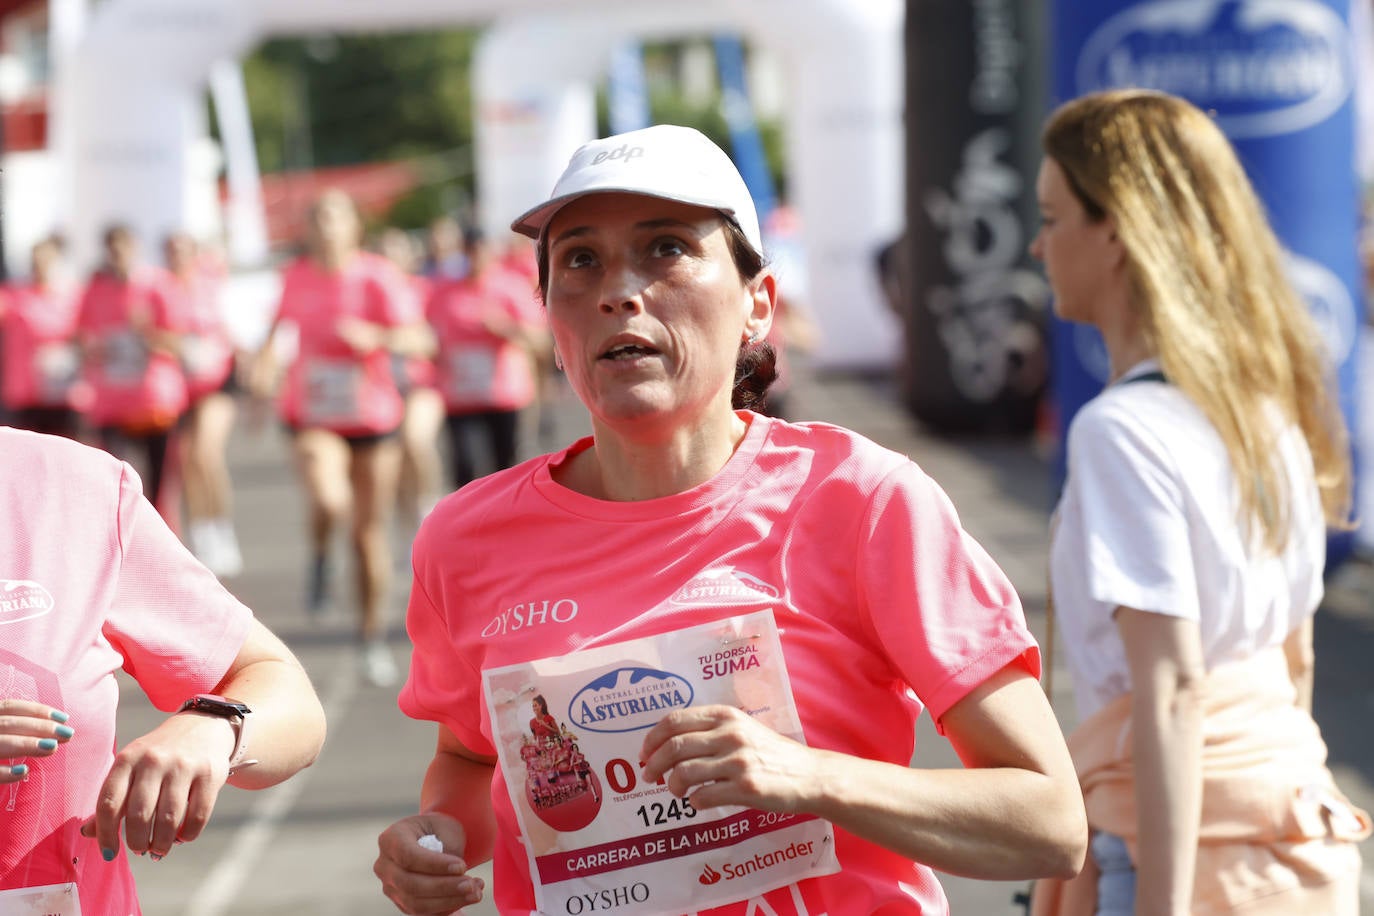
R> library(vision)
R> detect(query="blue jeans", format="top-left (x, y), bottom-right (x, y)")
top-left (1092, 831), bottom-right (1136, 916)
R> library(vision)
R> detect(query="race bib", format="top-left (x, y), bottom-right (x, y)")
top-left (446, 345), bottom-right (497, 402)
top-left (35, 343), bottom-right (79, 402)
top-left (181, 333), bottom-right (229, 383)
top-left (102, 330), bottom-right (148, 384)
top-left (302, 359), bottom-right (364, 426)
top-left (484, 611), bottom-right (839, 916)
top-left (0, 883), bottom-right (81, 915)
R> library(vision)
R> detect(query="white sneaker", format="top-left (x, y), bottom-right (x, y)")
top-left (188, 520), bottom-right (218, 566)
top-left (212, 518), bottom-right (244, 578)
top-left (361, 641), bottom-right (399, 688)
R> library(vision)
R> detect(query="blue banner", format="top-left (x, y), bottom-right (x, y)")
top-left (608, 42), bottom-right (650, 136)
top-left (713, 35), bottom-right (777, 226)
top-left (1048, 0), bottom-right (1366, 543)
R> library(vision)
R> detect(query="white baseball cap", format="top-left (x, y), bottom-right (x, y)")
top-left (511, 124), bottom-right (763, 253)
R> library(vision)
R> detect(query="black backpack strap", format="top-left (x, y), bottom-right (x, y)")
top-left (1120, 369), bottom-right (1168, 386)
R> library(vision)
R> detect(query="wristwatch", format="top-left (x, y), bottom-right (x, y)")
top-left (177, 694), bottom-right (259, 775)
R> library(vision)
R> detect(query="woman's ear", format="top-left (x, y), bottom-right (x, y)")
top-left (743, 270), bottom-right (778, 344)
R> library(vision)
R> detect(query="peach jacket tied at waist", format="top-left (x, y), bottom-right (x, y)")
top-left (1032, 647), bottom-right (1370, 916)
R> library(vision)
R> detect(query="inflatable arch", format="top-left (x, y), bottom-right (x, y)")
top-left (55, 0), bottom-right (902, 365)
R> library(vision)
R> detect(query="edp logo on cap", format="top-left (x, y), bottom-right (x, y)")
top-left (592, 144), bottom-right (645, 166)
top-left (1076, 0), bottom-right (1353, 139)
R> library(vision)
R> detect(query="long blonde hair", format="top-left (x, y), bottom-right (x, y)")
top-left (1043, 89), bottom-right (1351, 551)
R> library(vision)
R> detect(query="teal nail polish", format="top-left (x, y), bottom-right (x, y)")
top-left (38, 738), bottom-right (58, 751)
top-left (10, 764), bottom-right (27, 776)
top-left (54, 725), bottom-right (74, 739)
top-left (101, 848), bottom-right (117, 862)
top-left (50, 710), bottom-right (70, 723)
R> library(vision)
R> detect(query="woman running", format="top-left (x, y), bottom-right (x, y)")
top-left (1, 235), bottom-right (88, 439)
top-left (157, 230), bottom-right (243, 577)
top-left (251, 190), bottom-right (431, 686)
top-left (77, 224), bottom-right (188, 527)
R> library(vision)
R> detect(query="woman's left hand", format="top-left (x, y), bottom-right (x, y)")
top-left (79, 711), bottom-right (237, 861)
top-left (336, 317), bottom-right (388, 355)
top-left (639, 705), bottom-right (825, 814)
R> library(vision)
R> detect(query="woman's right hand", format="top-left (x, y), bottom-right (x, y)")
top-left (375, 813), bottom-right (485, 915)
top-left (0, 700), bottom-right (74, 783)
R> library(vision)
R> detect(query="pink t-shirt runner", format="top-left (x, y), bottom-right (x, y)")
top-left (150, 268), bottom-right (234, 401)
top-left (274, 254), bottom-right (414, 436)
top-left (426, 268), bottom-right (541, 414)
top-left (401, 414), bottom-right (1039, 915)
top-left (1, 283), bottom-right (88, 410)
top-left (77, 269), bottom-right (189, 430)
top-left (0, 429), bottom-right (253, 913)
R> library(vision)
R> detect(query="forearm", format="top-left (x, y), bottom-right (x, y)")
top-left (219, 658), bottom-right (325, 789)
top-left (142, 327), bottom-right (181, 358)
top-left (808, 751), bottom-right (1084, 880)
top-left (419, 750), bottom-right (498, 866)
top-left (387, 323), bottom-right (436, 358)
top-left (1283, 617), bottom-right (1314, 713)
top-left (1131, 681), bottom-right (1203, 915)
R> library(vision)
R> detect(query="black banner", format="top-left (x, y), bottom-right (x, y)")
top-left (898, 0), bottom-right (1049, 434)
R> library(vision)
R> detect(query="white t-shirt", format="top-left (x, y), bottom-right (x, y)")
top-left (1050, 360), bottom-right (1326, 721)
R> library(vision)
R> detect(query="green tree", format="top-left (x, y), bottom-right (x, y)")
top-left (232, 30), bottom-right (478, 226)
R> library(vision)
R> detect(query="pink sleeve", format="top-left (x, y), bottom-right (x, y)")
top-left (274, 265), bottom-right (299, 325)
top-left (398, 528), bottom-right (492, 755)
top-left (103, 464), bottom-right (254, 711)
top-left (367, 267), bottom-right (417, 328)
top-left (76, 281), bottom-right (99, 331)
top-left (147, 279), bottom-right (183, 332)
top-left (858, 463), bottom-right (1039, 732)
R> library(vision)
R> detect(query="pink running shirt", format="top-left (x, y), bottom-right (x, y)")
top-left (77, 269), bottom-right (189, 430)
top-left (401, 414), bottom-right (1039, 915)
top-left (426, 270), bottom-right (541, 414)
top-left (151, 269), bottom-right (234, 401)
top-left (273, 254), bottom-right (415, 435)
top-left (1, 283), bottom-right (88, 410)
top-left (0, 428), bottom-right (253, 914)
top-left (396, 272), bottom-right (437, 391)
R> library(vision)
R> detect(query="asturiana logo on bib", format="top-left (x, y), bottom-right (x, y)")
top-left (669, 568), bottom-right (780, 607)
top-left (1076, 0), bottom-right (1352, 138)
top-left (0, 579), bottom-right (55, 624)
top-left (569, 667), bottom-right (693, 733)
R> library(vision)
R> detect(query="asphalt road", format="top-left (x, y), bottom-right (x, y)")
top-left (113, 372), bottom-right (1374, 915)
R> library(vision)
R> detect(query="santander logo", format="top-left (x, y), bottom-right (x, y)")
top-left (699, 864), bottom-right (723, 886)
top-left (668, 568), bottom-right (780, 607)
top-left (0, 579), bottom-right (55, 625)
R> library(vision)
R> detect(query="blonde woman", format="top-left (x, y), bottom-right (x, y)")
top-left (1030, 89), bottom-right (1370, 915)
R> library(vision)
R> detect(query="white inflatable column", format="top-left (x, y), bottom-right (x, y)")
top-left (474, 17), bottom-right (601, 244)
top-left (209, 59), bottom-right (271, 267)
top-left (57, 0), bottom-right (256, 269)
top-left (778, 0), bottom-right (904, 367)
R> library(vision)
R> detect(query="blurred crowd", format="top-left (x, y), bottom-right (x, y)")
top-left (0, 197), bottom-right (551, 602)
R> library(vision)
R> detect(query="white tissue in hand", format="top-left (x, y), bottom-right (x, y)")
top-left (417, 834), bottom-right (443, 853)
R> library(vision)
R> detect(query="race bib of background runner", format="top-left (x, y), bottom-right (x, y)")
top-left (302, 359), bottom-right (363, 426)
top-left (483, 611), bottom-right (839, 916)
top-left (0, 882), bottom-right (81, 915)
top-left (102, 330), bottom-right (148, 384)
top-left (181, 333), bottom-right (229, 383)
top-left (35, 343), bottom-right (79, 402)
top-left (446, 345), bottom-right (497, 402)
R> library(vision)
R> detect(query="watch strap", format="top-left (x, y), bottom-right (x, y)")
top-left (178, 695), bottom-right (260, 775)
